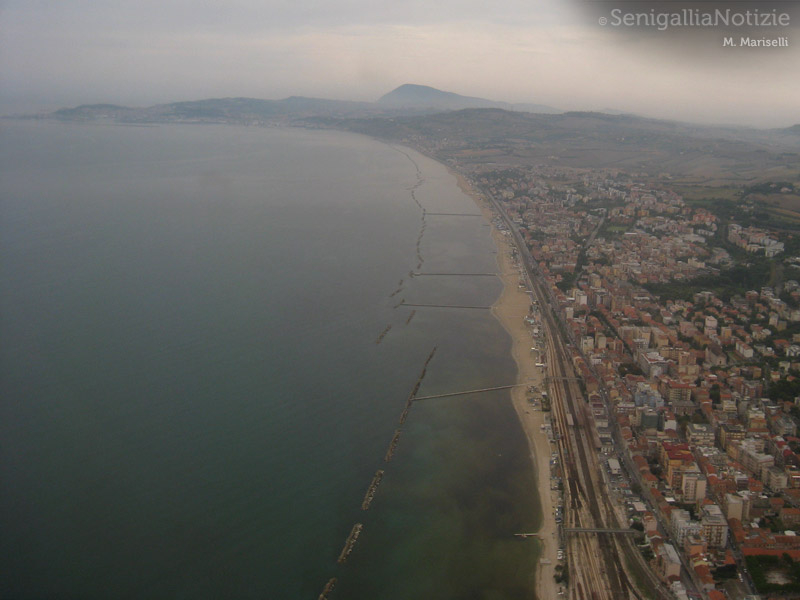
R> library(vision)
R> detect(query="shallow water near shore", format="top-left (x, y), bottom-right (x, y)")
top-left (0, 121), bottom-right (540, 599)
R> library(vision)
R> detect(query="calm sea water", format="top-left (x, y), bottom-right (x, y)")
top-left (0, 121), bottom-right (540, 599)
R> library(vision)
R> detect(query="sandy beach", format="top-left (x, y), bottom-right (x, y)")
top-left (456, 173), bottom-right (559, 600)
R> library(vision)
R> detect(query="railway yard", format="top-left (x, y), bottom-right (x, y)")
top-left (492, 197), bottom-right (678, 600)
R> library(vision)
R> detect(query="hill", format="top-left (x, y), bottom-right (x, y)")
top-left (28, 88), bottom-right (800, 183)
top-left (379, 83), bottom-right (507, 110)
top-left (378, 83), bottom-right (560, 114)
top-left (39, 84), bottom-right (560, 125)
top-left (49, 96), bottom-right (388, 123)
top-left (340, 108), bottom-right (800, 182)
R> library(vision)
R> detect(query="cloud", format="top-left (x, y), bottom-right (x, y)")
top-left (0, 1), bottom-right (797, 126)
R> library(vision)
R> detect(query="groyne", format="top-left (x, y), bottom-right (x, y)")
top-left (375, 324), bottom-right (392, 344)
top-left (337, 523), bottom-right (364, 564)
top-left (361, 470), bottom-right (385, 510)
top-left (317, 578), bottom-right (337, 600)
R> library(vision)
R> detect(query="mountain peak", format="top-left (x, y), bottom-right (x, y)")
top-left (378, 84), bottom-right (506, 110)
top-left (378, 84), bottom-right (560, 115)
top-left (385, 83), bottom-right (441, 95)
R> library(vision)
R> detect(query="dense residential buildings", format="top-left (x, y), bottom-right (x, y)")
top-left (471, 163), bottom-right (800, 597)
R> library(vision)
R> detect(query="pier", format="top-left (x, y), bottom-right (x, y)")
top-left (400, 302), bottom-right (492, 310)
top-left (411, 272), bottom-right (497, 277)
top-left (414, 383), bottom-right (527, 401)
top-left (425, 212), bottom-right (483, 216)
top-left (563, 527), bottom-right (638, 535)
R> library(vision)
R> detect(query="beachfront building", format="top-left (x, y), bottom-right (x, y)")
top-left (700, 505), bottom-right (728, 549)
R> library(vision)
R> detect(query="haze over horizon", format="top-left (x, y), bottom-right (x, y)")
top-left (1, 1), bottom-right (798, 128)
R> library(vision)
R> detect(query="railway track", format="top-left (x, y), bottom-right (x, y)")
top-left (486, 193), bottom-right (661, 600)
top-left (545, 305), bottom-right (635, 600)
top-left (528, 233), bottom-right (674, 600)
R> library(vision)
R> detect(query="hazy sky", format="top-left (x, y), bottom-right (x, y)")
top-left (1, 0), bottom-right (798, 127)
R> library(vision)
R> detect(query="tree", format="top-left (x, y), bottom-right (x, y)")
top-left (770, 378), bottom-right (800, 402)
top-left (710, 383), bottom-right (721, 403)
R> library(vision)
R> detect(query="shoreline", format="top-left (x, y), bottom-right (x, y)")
top-left (454, 172), bottom-right (558, 600)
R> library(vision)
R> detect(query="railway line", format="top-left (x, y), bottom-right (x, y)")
top-left (543, 290), bottom-right (636, 600)
top-left (486, 194), bottom-right (671, 600)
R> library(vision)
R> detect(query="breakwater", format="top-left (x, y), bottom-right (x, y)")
top-left (325, 344), bottom-right (440, 591)
top-left (389, 278), bottom-right (405, 298)
top-left (394, 145), bottom-right (428, 272)
top-left (386, 345), bottom-right (437, 459)
top-left (375, 325), bottom-right (392, 344)
top-left (337, 524), bottom-right (363, 563)
top-left (415, 217), bottom-right (427, 271)
top-left (405, 346), bottom-right (438, 407)
top-left (317, 578), bottom-right (337, 600)
top-left (384, 430), bottom-right (402, 462)
top-left (361, 470), bottom-right (384, 510)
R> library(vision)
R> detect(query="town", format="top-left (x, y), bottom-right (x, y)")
top-left (472, 164), bottom-right (800, 599)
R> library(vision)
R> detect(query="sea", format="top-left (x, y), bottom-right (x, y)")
top-left (0, 120), bottom-right (540, 599)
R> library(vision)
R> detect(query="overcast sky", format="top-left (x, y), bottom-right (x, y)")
top-left (1, 1), bottom-right (798, 127)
